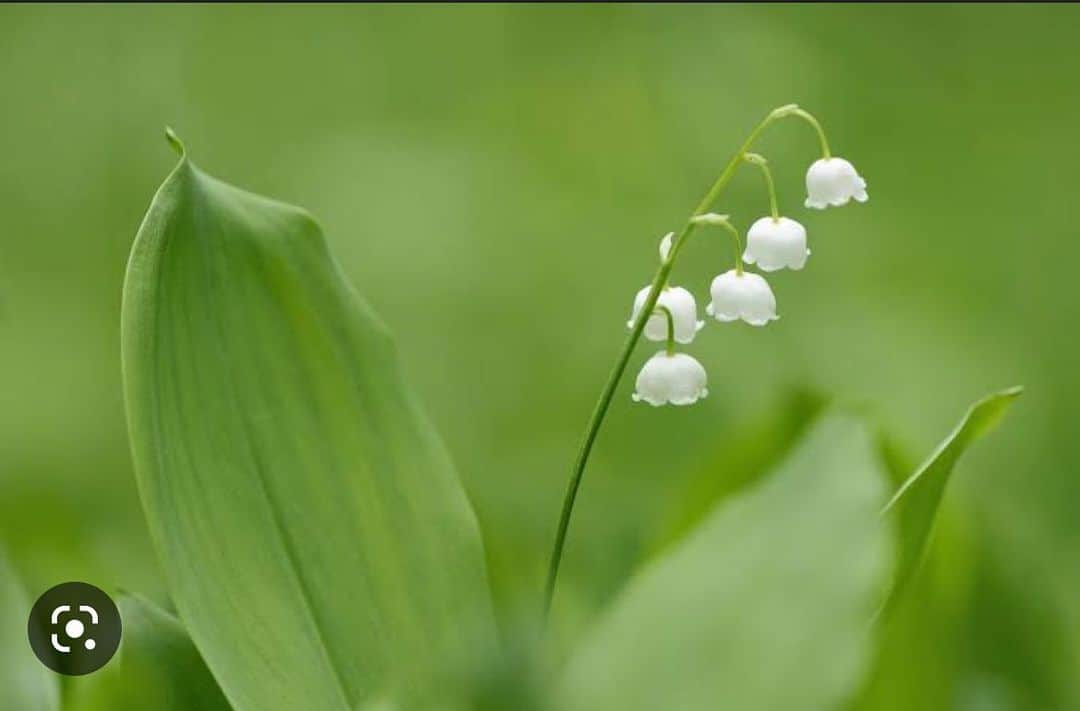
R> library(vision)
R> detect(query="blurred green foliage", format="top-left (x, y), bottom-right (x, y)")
top-left (1, 4), bottom-right (1077, 708)
top-left (66, 595), bottom-right (230, 711)
top-left (561, 414), bottom-right (893, 711)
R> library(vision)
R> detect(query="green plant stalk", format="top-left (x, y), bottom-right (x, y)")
top-left (655, 305), bottom-right (676, 356)
top-left (542, 104), bottom-right (818, 622)
top-left (744, 152), bottom-right (780, 221)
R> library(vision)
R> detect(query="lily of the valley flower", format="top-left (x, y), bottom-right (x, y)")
top-left (744, 216), bottom-right (809, 271)
top-left (544, 105), bottom-right (874, 620)
top-left (805, 157), bottom-right (868, 209)
top-left (632, 350), bottom-right (708, 407)
top-left (706, 270), bottom-right (778, 326)
top-left (628, 285), bottom-right (704, 344)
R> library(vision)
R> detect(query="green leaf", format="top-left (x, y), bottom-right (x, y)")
top-left (648, 387), bottom-right (825, 556)
top-left (880, 387), bottom-right (1022, 611)
top-left (121, 137), bottom-right (495, 710)
top-left (558, 414), bottom-right (893, 711)
top-left (66, 594), bottom-right (231, 711)
top-left (0, 547), bottom-right (59, 711)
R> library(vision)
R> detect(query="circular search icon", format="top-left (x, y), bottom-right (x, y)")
top-left (27, 581), bottom-right (122, 675)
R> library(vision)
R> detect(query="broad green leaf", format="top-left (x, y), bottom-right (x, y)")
top-left (558, 414), bottom-right (892, 711)
top-left (121, 136), bottom-right (495, 711)
top-left (649, 387), bottom-right (825, 556)
top-left (66, 594), bottom-right (231, 711)
top-left (880, 387), bottom-right (1022, 610)
top-left (0, 547), bottom-right (59, 711)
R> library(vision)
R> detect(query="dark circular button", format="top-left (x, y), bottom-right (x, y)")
top-left (27, 582), bottom-right (122, 675)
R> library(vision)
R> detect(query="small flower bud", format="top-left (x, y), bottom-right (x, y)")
top-left (628, 286), bottom-right (704, 344)
top-left (632, 351), bottom-right (708, 406)
top-left (805, 157), bottom-right (868, 209)
top-left (744, 217), bottom-right (809, 272)
top-left (706, 270), bottom-right (778, 326)
top-left (658, 232), bottom-right (674, 262)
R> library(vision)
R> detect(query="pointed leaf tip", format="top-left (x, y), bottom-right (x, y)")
top-left (164, 127), bottom-right (186, 157)
top-left (879, 386), bottom-right (1022, 615)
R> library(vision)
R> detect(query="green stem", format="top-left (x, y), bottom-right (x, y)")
top-left (791, 108), bottom-right (831, 158)
top-left (541, 105), bottom-right (804, 622)
top-left (541, 258), bottom-right (676, 621)
top-left (717, 219), bottom-right (745, 275)
top-left (655, 305), bottom-right (676, 355)
top-left (744, 153), bottom-right (780, 221)
top-left (689, 214), bottom-right (744, 275)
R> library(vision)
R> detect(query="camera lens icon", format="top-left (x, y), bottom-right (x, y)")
top-left (28, 582), bottom-right (122, 675)
top-left (49, 604), bottom-right (100, 653)
top-left (67, 620), bottom-right (89, 646)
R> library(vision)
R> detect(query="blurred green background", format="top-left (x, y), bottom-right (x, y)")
top-left (2, 4), bottom-right (1078, 709)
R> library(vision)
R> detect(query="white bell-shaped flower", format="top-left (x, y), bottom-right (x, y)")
top-left (744, 217), bottom-right (809, 272)
top-left (628, 286), bottom-right (704, 344)
top-left (804, 157), bottom-right (868, 209)
top-left (706, 270), bottom-right (778, 326)
top-left (632, 350), bottom-right (708, 407)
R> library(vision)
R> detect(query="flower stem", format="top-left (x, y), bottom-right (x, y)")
top-left (718, 219), bottom-right (745, 276)
top-left (541, 105), bottom-right (803, 623)
top-left (654, 305), bottom-right (676, 355)
top-left (792, 108), bottom-right (831, 158)
top-left (689, 214), bottom-right (744, 275)
top-left (744, 153), bottom-right (780, 221)
top-left (541, 260), bottom-right (675, 622)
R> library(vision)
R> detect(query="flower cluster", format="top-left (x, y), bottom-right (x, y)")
top-left (629, 140), bottom-right (867, 407)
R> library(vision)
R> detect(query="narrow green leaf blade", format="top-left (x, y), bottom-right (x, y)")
top-left (880, 386), bottom-right (1022, 609)
top-left (122, 146), bottom-right (495, 710)
top-left (558, 414), bottom-right (893, 711)
top-left (66, 594), bottom-right (231, 711)
top-left (0, 548), bottom-right (59, 711)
